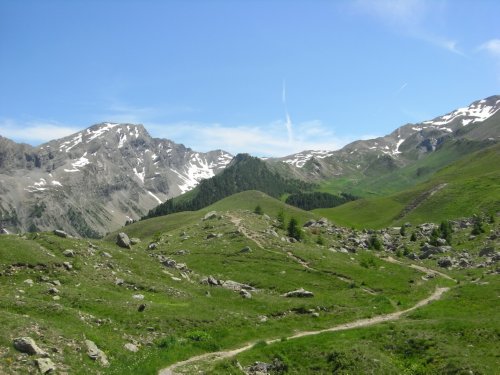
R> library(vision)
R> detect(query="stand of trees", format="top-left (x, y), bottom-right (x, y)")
top-left (285, 192), bottom-right (357, 211)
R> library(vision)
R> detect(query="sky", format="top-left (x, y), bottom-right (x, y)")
top-left (0, 0), bottom-right (499, 157)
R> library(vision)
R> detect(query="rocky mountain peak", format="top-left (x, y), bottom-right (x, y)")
top-left (0, 123), bottom-right (233, 237)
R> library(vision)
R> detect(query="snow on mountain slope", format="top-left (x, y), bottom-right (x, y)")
top-left (0, 123), bottom-right (233, 236)
top-left (271, 95), bottom-right (500, 170)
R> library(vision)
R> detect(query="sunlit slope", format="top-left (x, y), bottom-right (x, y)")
top-left (315, 143), bottom-right (500, 228)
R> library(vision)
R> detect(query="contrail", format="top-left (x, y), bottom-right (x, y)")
top-left (282, 80), bottom-right (293, 143)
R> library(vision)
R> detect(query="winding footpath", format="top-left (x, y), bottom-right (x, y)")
top-left (159, 286), bottom-right (450, 375)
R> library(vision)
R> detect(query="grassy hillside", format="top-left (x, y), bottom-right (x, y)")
top-left (318, 139), bottom-right (495, 198)
top-left (8, 188), bottom-right (496, 374)
top-left (315, 143), bottom-right (500, 229)
top-left (111, 191), bottom-right (316, 241)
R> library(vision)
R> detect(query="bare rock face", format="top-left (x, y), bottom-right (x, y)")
top-left (85, 339), bottom-right (109, 367)
top-left (0, 123), bottom-right (233, 237)
top-left (116, 232), bottom-right (131, 249)
top-left (12, 337), bottom-right (47, 356)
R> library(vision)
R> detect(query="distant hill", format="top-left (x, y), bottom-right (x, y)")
top-left (143, 154), bottom-right (315, 219)
top-left (314, 143), bottom-right (500, 228)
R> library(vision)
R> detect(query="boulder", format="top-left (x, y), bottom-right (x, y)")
top-left (240, 289), bottom-right (252, 299)
top-left (203, 211), bottom-right (218, 221)
top-left (130, 238), bottom-right (141, 245)
top-left (207, 275), bottom-right (219, 286)
top-left (479, 247), bottom-right (495, 257)
top-left (35, 358), bottom-right (56, 374)
top-left (148, 242), bottom-right (158, 250)
top-left (137, 304), bottom-right (146, 312)
top-left (85, 339), bottom-right (109, 366)
top-left (12, 337), bottom-right (47, 356)
top-left (222, 280), bottom-right (255, 292)
top-left (303, 220), bottom-right (316, 228)
top-left (437, 257), bottom-right (453, 268)
top-left (124, 343), bottom-right (139, 352)
top-left (116, 232), bottom-right (131, 249)
top-left (132, 294), bottom-right (144, 300)
top-left (239, 246), bottom-right (252, 253)
top-left (123, 342), bottom-right (139, 353)
top-left (282, 288), bottom-right (314, 298)
top-left (63, 249), bottom-right (75, 257)
top-left (53, 230), bottom-right (68, 238)
top-left (63, 262), bottom-right (73, 271)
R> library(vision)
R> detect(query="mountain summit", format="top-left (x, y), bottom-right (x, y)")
top-left (0, 123), bottom-right (232, 236)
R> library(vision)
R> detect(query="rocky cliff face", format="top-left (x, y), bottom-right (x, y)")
top-left (0, 123), bottom-right (232, 237)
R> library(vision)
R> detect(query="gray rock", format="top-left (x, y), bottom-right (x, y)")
top-left (13, 337), bottom-right (47, 356)
top-left (63, 249), bottom-right (75, 257)
top-left (124, 343), bottom-right (139, 352)
top-left (48, 287), bottom-right (60, 295)
top-left (222, 280), bottom-right (255, 291)
top-left (85, 339), bottom-right (109, 366)
top-left (130, 237), bottom-right (141, 245)
top-left (240, 246), bottom-right (252, 253)
top-left (24, 279), bottom-right (34, 286)
top-left (132, 294), bottom-right (144, 300)
top-left (53, 229), bottom-right (68, 238)
top-left (203, 211), bottom-right (218, 221)
top-left (206, 233), bottom-right (222, 239)
top-left (479, 247), bottom-right (495, 257)
top-left (303, 220), bottom-right (316, 228)
top-left (282, 288), bottom-right (314, 298)
top-left (115, 278), bottom-right (124, 286)
top-left (148, 242), bottom-right (158, 250)
top-left (437, 257), bottom-right (453, 268)
top-left (116, 232), bottom-right (131, 249)
top-left (207, 275), bottom-right (219, 286)
top-left (240, 289), bottom-right (252, 299)
top-left (35, 358), bottom-right (56, 374)
top-left (63, 262), bottom-right (72, 270)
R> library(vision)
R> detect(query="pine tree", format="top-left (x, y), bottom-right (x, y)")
top-left (287, 217), bottom-right (302, 241)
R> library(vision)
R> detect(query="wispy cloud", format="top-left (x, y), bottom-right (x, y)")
top-left (148, 120), bottom-right (352, 157)
top-left (0, 119), bottom-right (80, 144)
top-left (479, 39), bottom-right (500, 80)
top-left (353, 0), bottom-right (463, 55)
top-left (479, 39), bottom-right (500, 57)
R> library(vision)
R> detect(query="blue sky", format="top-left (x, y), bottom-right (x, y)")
top-left (0, 0), bottom-right (499, 156)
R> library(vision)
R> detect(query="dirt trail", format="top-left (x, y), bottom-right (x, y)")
top-left (227, 213), bottom-right (265, 249)
top-left (159, 287), bottom-right (450, 375)
top-left (383, 256), bottom-right (456, 281)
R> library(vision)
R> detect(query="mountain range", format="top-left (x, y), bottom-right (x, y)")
top-left (0, 95), bottom-right (498, 236)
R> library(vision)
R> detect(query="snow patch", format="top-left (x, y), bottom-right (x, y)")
top-left (133, 167), bottom-right (145, 183)
top-left (282, 150), bottom-right (333, 168)
top-left (423, 100), bottom-right (499, 127)
top-left (147, 191), bottom-right (162, 204)
top-left (87, 123), bottom-right (119, 142)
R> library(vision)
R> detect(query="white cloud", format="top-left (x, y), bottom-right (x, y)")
top-left (479, 39), bottom-right (500, 57)
top-left (353, 0), bottom-right (463, 55)
top-left (0, 117), bottom-right (353, 157)
top-left (148, 120), bottom-right (352, 157)
top-left (0, 119), bottom-right (80, 144)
